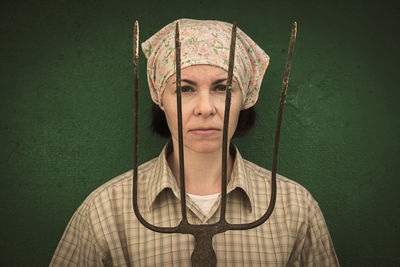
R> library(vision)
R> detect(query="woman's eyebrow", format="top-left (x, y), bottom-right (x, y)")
top-left (212, 79), bottom-right (227, 85)
top-left (172, 78), bottom-right (228, 85)
top-left (173, 79), bottom-right (196, 85)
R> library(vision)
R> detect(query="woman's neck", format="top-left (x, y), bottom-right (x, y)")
top-left (167, 140), bottom-right (234, 196)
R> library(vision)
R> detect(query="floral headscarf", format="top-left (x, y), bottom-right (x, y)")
top-left (141, 18), bottom-right (270, 109)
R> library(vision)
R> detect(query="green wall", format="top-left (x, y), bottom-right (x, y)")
top-left (1, 0), bottom-right (399, 266)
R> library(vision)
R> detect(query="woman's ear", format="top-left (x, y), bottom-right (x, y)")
top-left (159, 100), bottom-right (165, 111)
top-left (159, 82), bottom-right (169, 112)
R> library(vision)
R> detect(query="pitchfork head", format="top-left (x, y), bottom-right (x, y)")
top-left (132, 20), bottom-right (297, 267)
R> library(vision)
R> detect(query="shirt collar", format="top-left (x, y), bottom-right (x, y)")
top-left (146, 141), bottom-right (254, 211)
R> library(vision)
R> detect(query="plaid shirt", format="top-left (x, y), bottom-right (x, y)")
top-left (50, 143), bottom-right (339, 266)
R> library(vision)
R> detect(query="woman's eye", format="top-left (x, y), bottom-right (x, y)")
top-left (182, 86), bottom-right (194, 93)
top-left (214, 85), bottom-right (227, 92)
top-left (176, 86), bottom-right (194, 93)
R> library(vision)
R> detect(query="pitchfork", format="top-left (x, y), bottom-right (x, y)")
top-left (132, 20), bottom-right (297, 267)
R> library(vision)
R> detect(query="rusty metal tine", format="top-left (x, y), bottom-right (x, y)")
top-left (133, 20), bottom-right (139, 188)
top-left (132, 20), bottom-right (143, 227)
top-left (220, 23), bottom-right (237, 222)
top-left (175, 21), bottom-right (188, 223)
top-left (131, 20), bottom-right (155, 230)
top-left (227, 21), bottom-right (297, 230)
top-left (271, 22), bottom-right (297, 191)
top-left (132, 21), bottom-right (181, 233)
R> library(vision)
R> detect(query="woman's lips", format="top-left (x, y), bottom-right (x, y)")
top-left (189, 128), bottom-right (221, 136)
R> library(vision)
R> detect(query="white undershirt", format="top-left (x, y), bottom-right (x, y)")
top-left (187, 192), bottom-right (220, 215)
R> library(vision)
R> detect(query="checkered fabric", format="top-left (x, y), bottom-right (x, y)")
top-left (50, 142), bottom-right (339, 266)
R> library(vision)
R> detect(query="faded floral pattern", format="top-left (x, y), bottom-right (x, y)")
top-left (141, 18), bottom-right (270, 109)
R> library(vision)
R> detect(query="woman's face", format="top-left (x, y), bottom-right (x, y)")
top-left (161, 65), bottom-right (243, 154)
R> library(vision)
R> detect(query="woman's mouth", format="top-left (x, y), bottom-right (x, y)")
top-left (189, 128), bottom-right (221, 136)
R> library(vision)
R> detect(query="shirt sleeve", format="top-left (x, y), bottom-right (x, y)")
top-left (49, 203), bottom-right (110, 267)
top-left (296, 200), bottom-right (340, 267)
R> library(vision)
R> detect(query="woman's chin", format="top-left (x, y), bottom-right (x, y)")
top-left (172, 135), bottom-right (229, 154)
top-left (184, 141), bottom-right (222, 154)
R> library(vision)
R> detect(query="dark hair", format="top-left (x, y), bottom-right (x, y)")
top-left (150, 102), bottom-right (256, 138)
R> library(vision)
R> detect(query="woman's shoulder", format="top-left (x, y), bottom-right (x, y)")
top-left (75, 157), bottom-right (160, 213)
top-left (241, 157), bottom-right (316, 205)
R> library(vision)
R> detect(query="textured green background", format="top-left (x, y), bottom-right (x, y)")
top-left (1, 0), bottom-right (399, 266)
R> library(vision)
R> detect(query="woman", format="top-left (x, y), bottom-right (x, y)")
top-left (51, 19), bottom-right (339, 266)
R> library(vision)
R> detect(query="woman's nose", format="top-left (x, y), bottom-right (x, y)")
top-left (193, 92), bottom-right (216, 117)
